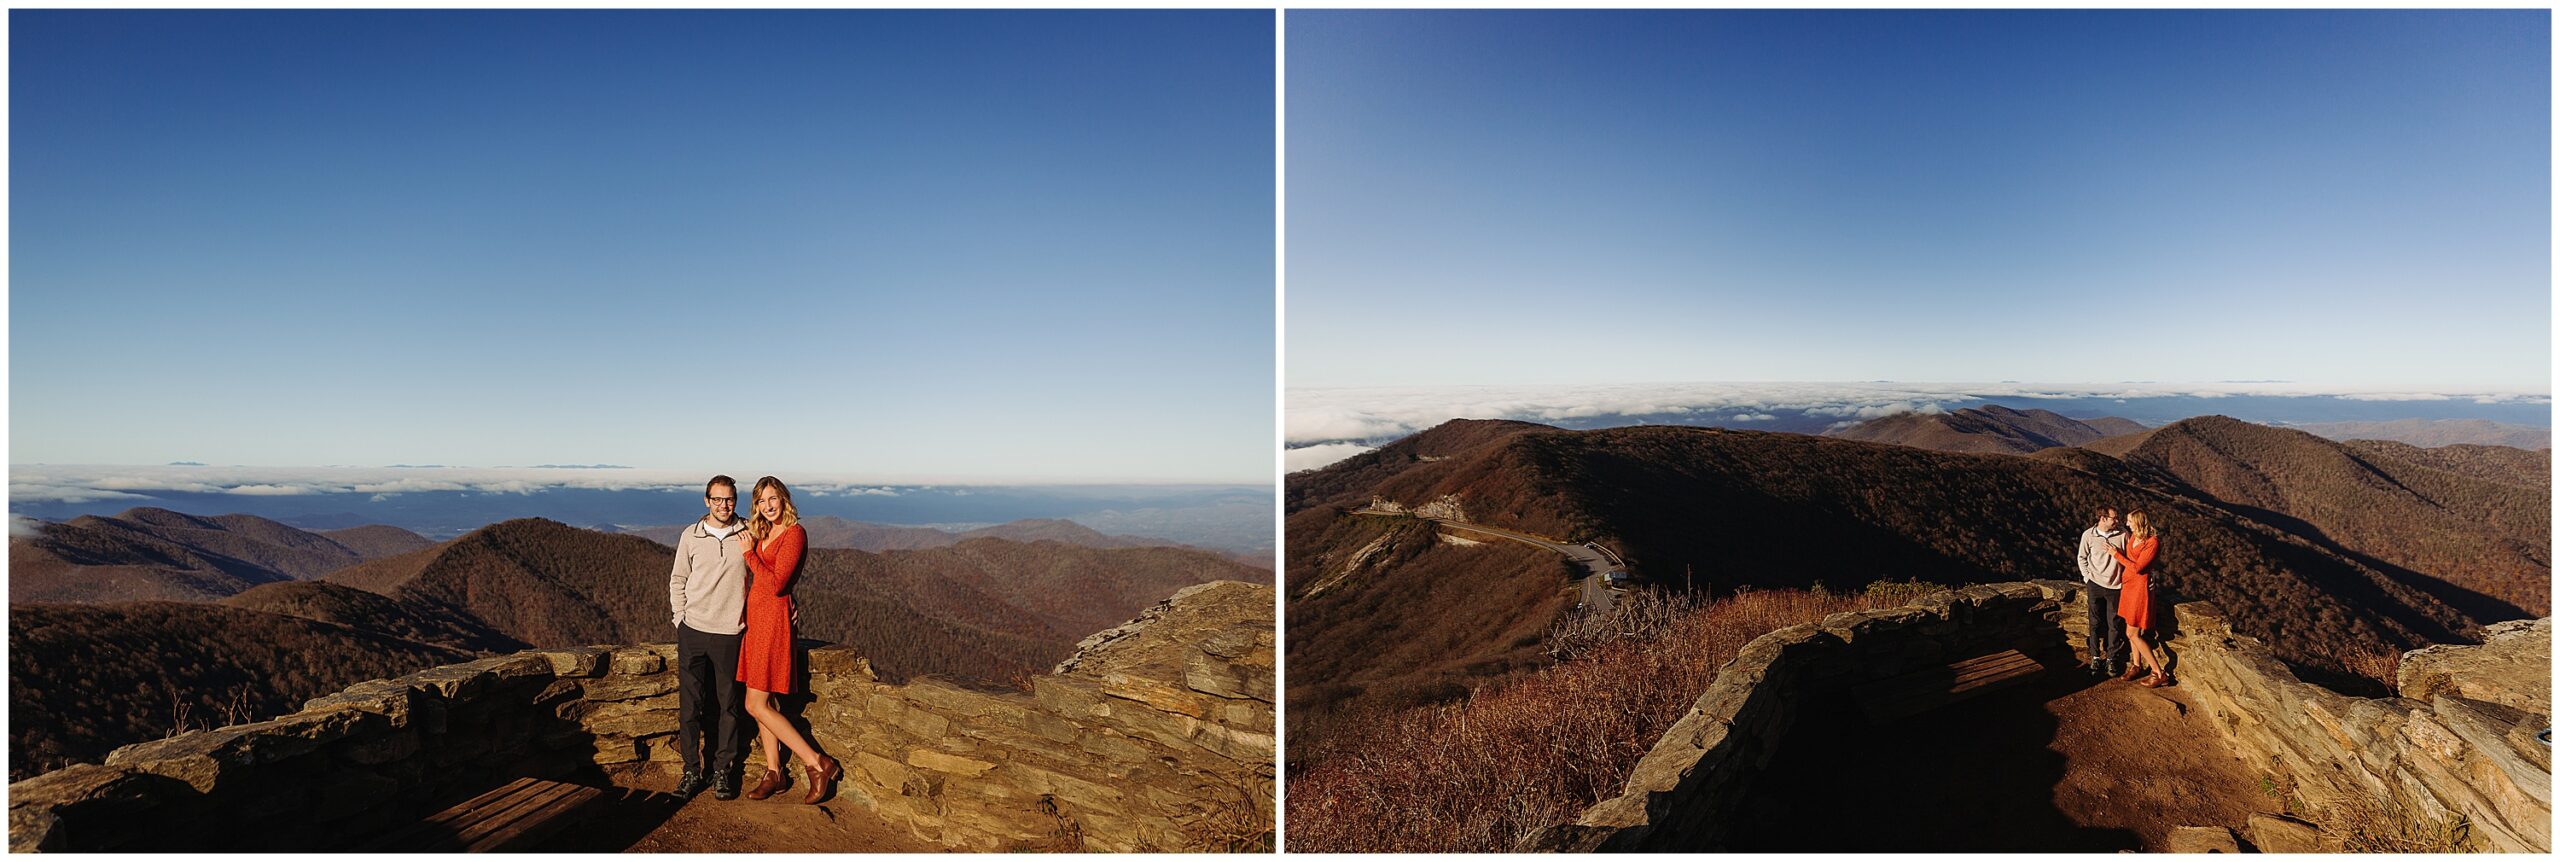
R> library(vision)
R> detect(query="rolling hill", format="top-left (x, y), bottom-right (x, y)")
top-left (8, 601), bottom-right (472, 780)
top-left (1822, 404), bottom-right (2143, 454)
top-left (2280, 418), bottom-right (2551, 450)
top-left (2082, 416), bottom-right (2549, 615)
top-left (8, 508), bottom-right (432, 604)
top-left (1287, 418), bottom-right (2535, 742)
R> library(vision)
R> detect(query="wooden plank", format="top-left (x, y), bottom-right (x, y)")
top-left (462, 782), bottom-right (604, 852)
top-left (354, 777), bottom-right (605, 853)
top-left (443, 780), bottom-right (588, 850)
top-left (1852, 649), bottom-right (2048, 723)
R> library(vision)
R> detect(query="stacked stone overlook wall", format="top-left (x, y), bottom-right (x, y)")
top-left (1534, 580), bottom-right (2550, 853)
top-left (8, 580), bottom-right (1274, 853)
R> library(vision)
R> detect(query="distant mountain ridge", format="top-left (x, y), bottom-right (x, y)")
top-left (617, 515), bottom-right (1184, 554)
top-left (2281, 418), bottom-right (2550, 450)
top-left (1822, 404), bottom-right (2144, 454)
top-left (8, 508), bottom-right (432, 604)
top-left (11, 513), bottom-right (1265, 783)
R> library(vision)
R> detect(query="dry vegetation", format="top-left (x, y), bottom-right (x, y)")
top-left (8, 602), bottom-right (473, 779)
top-left (1287, 584), bottom-right (1926, 853)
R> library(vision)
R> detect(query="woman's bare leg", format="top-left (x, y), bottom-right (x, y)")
top-left (744, 687), bottom-right (823, 767)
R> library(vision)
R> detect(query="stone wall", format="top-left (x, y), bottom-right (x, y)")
top-left (1536, 581), bottom-right (2078, 851)
top-left (8, 580), bottom-right (1274, 853)
top-left (2172, 609), bottom-right (2549, 852)
top-left (1538, 580), bottom-right (2553, 853)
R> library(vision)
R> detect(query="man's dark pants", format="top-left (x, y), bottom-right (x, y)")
top-left (676, 624), bottom-right (747, 778)
top-left (2086, 584), bottom-right (2128, 671)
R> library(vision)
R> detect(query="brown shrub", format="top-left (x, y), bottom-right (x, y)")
top-left (1286, 586), bottom-right (1912, 853)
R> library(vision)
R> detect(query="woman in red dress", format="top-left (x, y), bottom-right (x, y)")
top-left (736, 476), bottom-right (839, 803)
top-left (2111, 510), bottom-right (2169, 688)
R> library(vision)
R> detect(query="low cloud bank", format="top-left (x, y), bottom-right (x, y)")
top-left (9, 465), bottom-right (945, 506)
top-left (1285, 382), bottom-right (2549, 445)
top-left (1285, 443), bottom-right (1376, 474)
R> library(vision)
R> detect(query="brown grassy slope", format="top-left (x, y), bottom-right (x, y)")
top-left (1285, 512), bottom-right (1577, 754)
top-left (327, 518), bottom-right (1220, 688)
top-left (8, 602), bottom-right (471, 780)
top-left (1823, 404), bottom-right (2129, 454)
top-left (220, 581), bottom-right (526, 654)
top-left (8, 509), bottom-right (402, 604)
top-left (2344, 440), bottom-right (2551, 492)
top-left (2091, 417), bottom-right (2548, 615)
top-left (883, 537), bottom-right (1255, 638)
top-left (1288, 587), bottom-right (1919, 853)
top-left (1311, 421), bottom-right (2484, 678)
top-left (1285, 418), bottom-right (1554, 514)
top-left (315, 524), bottom-right (437, 558)
top-left (325, 518), bottom-right (674, 645)
top-left (2286, 418), bottom-right (2550, 450)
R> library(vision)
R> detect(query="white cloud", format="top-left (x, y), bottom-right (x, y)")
top-left (9, 515), bottom-right (44, 538)
top-left (226, 484), bottom-right (317, 496)
top-left (1285, 381), bottom-right (2550, 444)
top-left (1728, 413), bottom-right (1777, 422)
top-left (1285, 443), bottom-right (1375, 473)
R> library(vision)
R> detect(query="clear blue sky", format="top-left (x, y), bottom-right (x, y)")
top-left (12, 10), bottom-right (1274, 483)
top-left (1289, 10), bottom-right (2550, 390)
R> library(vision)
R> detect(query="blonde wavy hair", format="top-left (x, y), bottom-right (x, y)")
top-left (2125, 509), bottom-right (2157, 541)
top-left (748, 475), bottom-right (800, 543)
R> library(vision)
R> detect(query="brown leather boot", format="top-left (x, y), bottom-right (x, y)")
top-left (802, 754), bottom-right (840, 804)
top-left (745, 766), bottom-right (789, 800)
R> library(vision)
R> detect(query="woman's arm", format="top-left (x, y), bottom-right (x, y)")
top-left (2109, 539), bottom-right (2157, 578)
top-left (743, 525), bottom-right (806, 596)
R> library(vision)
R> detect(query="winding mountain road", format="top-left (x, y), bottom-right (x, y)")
top-left (1352, 506), bottom-right (1624, 612)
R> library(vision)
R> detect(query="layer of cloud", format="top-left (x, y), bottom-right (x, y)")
top-left (1285, 443), bottom-right (1375, 474)
top-left (1285, 382), bottom-right (2550, 445)
top-left (3, 465), bottom-right (971, 506)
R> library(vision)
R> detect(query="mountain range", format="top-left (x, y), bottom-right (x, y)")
top-left (1823, 404), bottom-right (2145, 454)
top-left (8, 508), bottom-right (435, 604)
top-left (1285, 412), bottom-right (2548, 750)
top-left (9, 514), bottom-right (1265, 780)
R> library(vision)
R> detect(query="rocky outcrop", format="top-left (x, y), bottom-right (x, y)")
top-left (1541, 581), bottom-right (2551, 853)
top-left (2175, 605), bottom-right (2549, 853)
top-left (8, 581), bottom-right (1274, 853)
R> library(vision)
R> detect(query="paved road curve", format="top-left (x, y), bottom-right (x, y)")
top-left (1353, 506), bottom-right (1623, 613)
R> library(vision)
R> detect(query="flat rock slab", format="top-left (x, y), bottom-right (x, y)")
top-left (2166, 825), bottom-right (2241, 853)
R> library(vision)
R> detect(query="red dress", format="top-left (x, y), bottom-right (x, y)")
top-left (2112, 536), bottom-right (2159, 631)
top-left (737, 523), bottom-right (805, 693)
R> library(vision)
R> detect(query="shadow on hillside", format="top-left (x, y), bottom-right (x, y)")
top-left (2202, 499), bottom-right (2527, 630)
top-left (1727, 667), bottom-right (2140, 853)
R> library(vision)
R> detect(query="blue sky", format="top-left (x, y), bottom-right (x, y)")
top-left (12, 10), bottom-right (1274, 483)
top-left (1288, 10), bottom-right (2550, 390)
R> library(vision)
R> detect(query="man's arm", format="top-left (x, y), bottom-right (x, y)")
top-left (668, 536), bottom-right (690, 627)
top-left (2075, 531), bottom-right (2102, 581)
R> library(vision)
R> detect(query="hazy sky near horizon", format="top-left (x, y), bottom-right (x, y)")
top-left (12, 10), bottom-right (1274, 483)
top-left (1289, 10), bottom-right (2551, 390)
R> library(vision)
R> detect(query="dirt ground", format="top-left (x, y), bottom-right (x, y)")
top-left (1730, 659), bottom-right (2282, 852)
top-left (527, 767), bottom-right (942, 853)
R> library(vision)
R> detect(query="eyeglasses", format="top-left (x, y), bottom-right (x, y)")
top-left (708, 497), bottom-right (737, 505)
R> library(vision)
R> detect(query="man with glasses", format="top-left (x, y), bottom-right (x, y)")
top-left (669, 475), bottom-right (754, 800)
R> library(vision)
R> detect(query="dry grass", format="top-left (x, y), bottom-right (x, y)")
top-left (2337, 643), bottom-right (2404, 693)
top-left (1286, 584), bottom-right (1927, 853)
top-left (2320, 793), bottom-right (2476, 853)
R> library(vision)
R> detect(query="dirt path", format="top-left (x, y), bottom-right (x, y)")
top-left (529, 768), bottom-right (942, 853)
top-left (1730, 662), bottom-right (2281, 852)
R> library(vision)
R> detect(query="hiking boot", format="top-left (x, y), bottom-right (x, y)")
top-left (673, 769), bottom-right (709, 801)
top-left (712, 769), bottom-right (741, 800)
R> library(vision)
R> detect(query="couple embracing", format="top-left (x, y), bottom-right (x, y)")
top-left (2076, 505), bottom-right (2171, 688)
top-left (667, 474), bottom-right (841, 803)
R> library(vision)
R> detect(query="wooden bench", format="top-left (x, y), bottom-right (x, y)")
top-left (1851, 649), bottom-right (2047, 723)
top-left (356, 777), bottom-right (607, 852)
